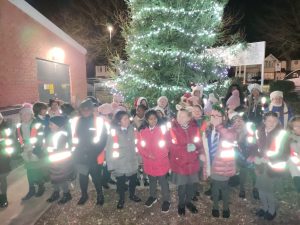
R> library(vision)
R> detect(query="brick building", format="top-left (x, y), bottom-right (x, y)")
top-left (0, 0), bottom-right (87, 108)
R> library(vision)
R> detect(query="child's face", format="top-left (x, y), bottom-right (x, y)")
top-left (232, 117), bottom-right (244, 130)
top-left (147, 114), bottom-right (158, 127)
top-left (51, 102), bottom-right (59, 111)
top-left (177, 111), bottom-right (191, 126)
top-left (136, 107), bottom-right (145, 118)
top-left (210, 110), bottom-right (223, 127)
top-left (120, 115), bottom-right (130, 128)
top-left (264, 116), bottom-right (278, 131)
top-left (292, 121), bottom-right (300, 136)
top-left (252, 89), bottom-right (260, 98)
top-left (158, 99), bottom-right (168, 109)
top-left (192, 106), bottom-right (203, 119)
top-left (21, 113), bottom-right (32, 123)
top-left (40, 109), bottom-right (47, 116)
top-left (193, 90), bottom-right (201, 97)
top-left (49, 122), bottom-right (60, 132)
top-left (272, 97), bottom-right (283, 106)
top-left (156, 111), bottom-right (163, 118)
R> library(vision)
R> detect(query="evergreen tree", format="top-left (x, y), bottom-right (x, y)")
top-left (114, 0), bottom-right (230, 105)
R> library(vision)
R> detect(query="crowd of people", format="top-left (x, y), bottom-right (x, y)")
top-left (0, 82), bottom-right (299, 221)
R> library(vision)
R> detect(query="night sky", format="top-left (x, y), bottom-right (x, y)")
top-left (25, 0), bottom-right (299, 74)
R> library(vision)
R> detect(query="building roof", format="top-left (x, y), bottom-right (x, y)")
top-left (9, 0), bottom-right (87, 55)
top-left (265, 54), bottom-right (279, 62)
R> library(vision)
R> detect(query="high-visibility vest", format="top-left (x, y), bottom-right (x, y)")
top-left (169, 126), bottom-right (201, 145)
top-left (290, 147), bottom-right (300, 171)
top-left (97, 120), bottom-right (110, 164)
top-left (265, 130), bottom-right (288, 172)
top-left (70, 116), bottom-right (104, 163)
top-left (47, 131), bottom-right (72, 163)
top-left (16, 122), bottom-right (42, 146)
top-left (0, 127), bottom-right (14, 155)
top-left (139, 125), bottom-right (167, 149)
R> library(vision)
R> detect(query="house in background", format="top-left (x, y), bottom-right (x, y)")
top-left (0, 0), bottom-right (87, 108)
top-left (235, 54), bottom-right (298, 83)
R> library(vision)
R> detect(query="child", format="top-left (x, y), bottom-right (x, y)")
top-left (133, 104), bottom-right (147, 131)
top-left (0, 113), bottom-right (14, 208)
top-left (245, 83), bottom-right (264, 125)
top-left (287, 116), bottom-right (300, 218)
top-left (105, 111), bottom-right (141, 209)
top-left (16, 104), bottom-right (46, 201)
top-left (48, 99), bottom-right (62, 117)
top-left (254, 112), bottom-right (289, 220)
top-left (169, 108), bottom-right (202, 216)
top-left (266, 91), bottom-right (293, 128)
top-left (98, 103), bottom-right (116, 189)
top-left (157, 96), bottom-right (173, 119)
top-left (33, 102), bottom-right (50, 137)
top-left (138, 110), bottom-right (171, 213)
top-left (229, 112), bottom-right (258, 199)
top-left (207, 105), bottom-right (237, 219)
top-left (46, 116), bottom-right (73, 204)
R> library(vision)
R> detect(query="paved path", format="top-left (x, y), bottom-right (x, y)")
top-left (0, 165), bottom-right (51, 225)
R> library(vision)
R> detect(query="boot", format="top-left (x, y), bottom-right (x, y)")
top-left (22, 186), bottom-right (36, 201)
top-left (96, 193), bottom-right (104, 206)
top-left (143, 178), bottom-right (149, 187)
top-left (117, 199), bottom-right (124, 209)
top-left (77, 193), bottom-right (88, 205)
top-left (58, 192), bottom-right (72, 204)
top-left (0, 194), bottom-right (8, 208)
top-left (47, 191), bottom-right (60, 203)
top-left (252, 188), bottom-right (259, 200)
top-left (35, 184), bottom-right (45, 197)
top-left (186, 202), bottom-right (198, 214)
top-left (178, 204), bottom-right (185, 216)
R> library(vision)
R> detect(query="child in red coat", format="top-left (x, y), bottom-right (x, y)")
top-left (138, 110), bottom-right (171, 213)
top-left (169, 108), bottom-right (203, 216)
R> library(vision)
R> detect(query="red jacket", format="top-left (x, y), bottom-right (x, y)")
top-left (211, 125), bottom-right (237, 177)
top-left (138, 125), bottom-right (170, 176)
top-left (169, 120), bottom-right (202, 175)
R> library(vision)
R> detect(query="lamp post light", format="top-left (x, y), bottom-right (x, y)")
top-left (107, 25), bottom-right (113, 42)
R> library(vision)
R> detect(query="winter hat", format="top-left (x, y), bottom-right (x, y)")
top-left (157, 96), bottom-right (168, 108)
top-left (248, 83), bottom-right (261, 93)
top-left (19, 103), bottom-right (33, 115)
top-left (98, 103), bottom-right (113, 115)
top-left (154, 106), bottom-right (165, 116)
top-left (113, 94), bottom-right (124, 104)
top-left (192, 85), bottom-right (203, 97)
top-left (136, 97), bottom-right (147, 107)
top-left (79, 99), bottom-right (94, 109)
top-left (50, 116), bottom-right (66, 128)
top-left (270, 91), bottom-right (283, 100)
top-left (87, 96), bottom-right (100, 107)
top-left (208, 93), bottom-right (218, 103)
top-left (226, 89), bottom-right (240, 110)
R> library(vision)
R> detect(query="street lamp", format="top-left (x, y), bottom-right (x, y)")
top-left (107, 25), bottom-right (113, 42)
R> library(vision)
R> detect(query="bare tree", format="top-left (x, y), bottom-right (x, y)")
top-left (52, 0), bottom-right (127, 64)
top-left (251, 0), bottom-right (300, 60)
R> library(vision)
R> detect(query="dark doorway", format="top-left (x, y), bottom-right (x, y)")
top-left (36, 58), bottom-right (70, 103)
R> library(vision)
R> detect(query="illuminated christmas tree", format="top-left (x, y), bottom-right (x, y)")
top-left (114, 0), bottom-right (231, 105)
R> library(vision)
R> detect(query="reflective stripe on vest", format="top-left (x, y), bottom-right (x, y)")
top-left (16, 123), bottom-right (40, 145)
top-left (266, 130), bottom-right (287, 157)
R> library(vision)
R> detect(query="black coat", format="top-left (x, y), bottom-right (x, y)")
top-left (73, 115), bottom-right (107, 166)
top-left (0, 121), bottom-right (12, 174)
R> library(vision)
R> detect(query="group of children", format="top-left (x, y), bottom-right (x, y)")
top-left (0, 83), bottom-right (300, 222)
